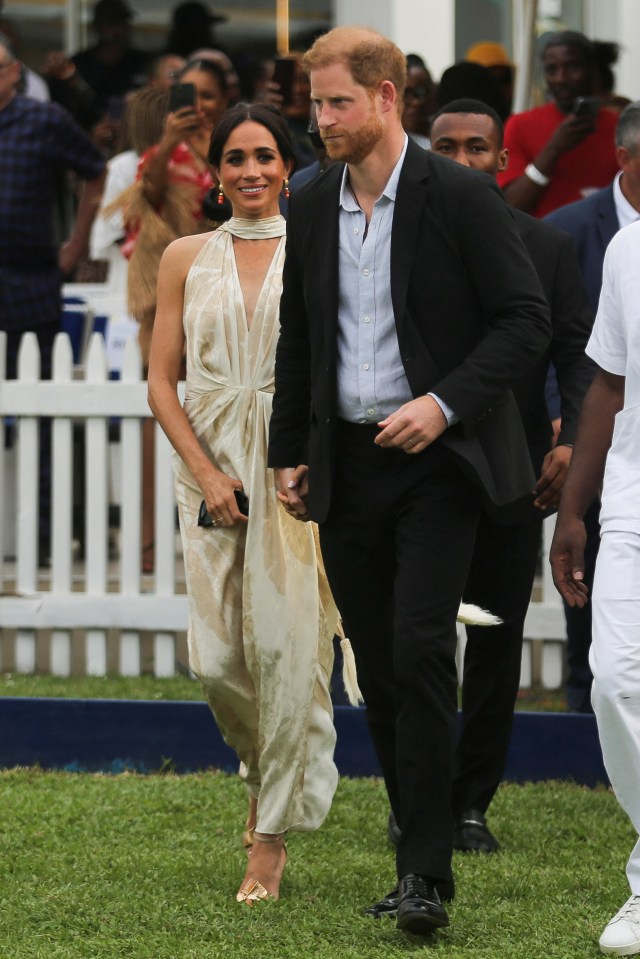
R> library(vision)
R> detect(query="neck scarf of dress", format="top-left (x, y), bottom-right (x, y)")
top-left (219, 215), bottom-right (286, 239)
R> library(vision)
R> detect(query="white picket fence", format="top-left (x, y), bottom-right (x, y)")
top-left (0, 329), bottom-right (568, 686)
top-left (0, 329), bottom-right (188, 678)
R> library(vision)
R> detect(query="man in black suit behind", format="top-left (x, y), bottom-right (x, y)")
top-left (429, 99), bottom-right (595, 852)
top-left (268, 27), bottom-right (551, 938)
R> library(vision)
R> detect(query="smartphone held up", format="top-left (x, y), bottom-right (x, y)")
top-left (169, 81), bottom-right (197, 113)
top-left (272, 57), bottom-right (296, 108)
top-left (573, 96), bottom-right (600, 120)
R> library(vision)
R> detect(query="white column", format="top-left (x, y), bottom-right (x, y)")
top-left (585, 0), bottom-right (640, 107)
top-left (333, 0), bottom-right (455, 82)
top-left (65, 0), bottom-right (82, 55)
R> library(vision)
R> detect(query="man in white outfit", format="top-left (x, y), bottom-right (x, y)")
top-left (551, 218), bottom-right (640, 956)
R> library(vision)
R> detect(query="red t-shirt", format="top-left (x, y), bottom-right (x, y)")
top-left (497, 102), bottom-right (619, 218)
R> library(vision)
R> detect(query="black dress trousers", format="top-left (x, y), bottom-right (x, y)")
top-left (319, 420), bottom-right (482, 881)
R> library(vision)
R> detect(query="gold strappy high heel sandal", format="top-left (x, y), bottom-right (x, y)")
top-left (236, 833), bottom-right (287, 905)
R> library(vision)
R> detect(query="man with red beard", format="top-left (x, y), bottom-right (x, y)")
top-left (268, 26), bottom-right (551, 938)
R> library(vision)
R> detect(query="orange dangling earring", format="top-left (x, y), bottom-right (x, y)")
top-left (283, 178), bottom-right (290, 199)
top-left (217, 183), bottom-right (225, 205)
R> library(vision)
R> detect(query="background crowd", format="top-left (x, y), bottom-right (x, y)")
top-left (4, 4), bottom-right (640, 951)
top-left (1, 1), bottom-right (634, 696)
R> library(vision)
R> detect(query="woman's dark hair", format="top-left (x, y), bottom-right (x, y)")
top-left (208, 102), bottom-right (296, 171)
top-left (177, 57), bottom-right (227, 93)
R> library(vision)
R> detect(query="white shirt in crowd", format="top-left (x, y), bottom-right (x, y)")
top-left (586, 218), bottom-right (640, 534)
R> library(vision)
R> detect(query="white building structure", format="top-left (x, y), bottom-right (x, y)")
top-left (6, 0), bottom-right (640, 107)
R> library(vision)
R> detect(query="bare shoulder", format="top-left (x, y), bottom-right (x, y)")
top-left (160, 230), bottom-right (217, 278)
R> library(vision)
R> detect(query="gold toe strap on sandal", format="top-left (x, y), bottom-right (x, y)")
top-left (236, 878), bottom-right (269, 904)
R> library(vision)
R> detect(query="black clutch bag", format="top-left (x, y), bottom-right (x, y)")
top-left (198, 489), bottom-right (249, 527)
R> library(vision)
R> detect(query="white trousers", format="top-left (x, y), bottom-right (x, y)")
top-left (591, 530), bottom-right (640, 894)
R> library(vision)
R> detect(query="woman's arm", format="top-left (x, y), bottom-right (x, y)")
top-left (141, 107), bottom-right (197, 209)
top-left (148, 237), bottom-right (247, 527)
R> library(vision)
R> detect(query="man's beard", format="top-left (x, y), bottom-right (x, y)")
top-left (321, 110), bottom-right (385, 164)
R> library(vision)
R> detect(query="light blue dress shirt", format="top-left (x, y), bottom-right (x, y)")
top-left (335, 135), bottom-right (456, 426)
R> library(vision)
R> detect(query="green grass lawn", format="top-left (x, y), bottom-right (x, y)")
top-left (0, 769), bottom-right (629, 958)
top-left (0, 672), bottom-right (569, 711)
top-left (0, 672), bottom-right (204, 702)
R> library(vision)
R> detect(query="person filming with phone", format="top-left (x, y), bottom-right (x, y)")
top-left (115, 57), bottom-right (229, 366)
top-left (498, 31), bottom-right (619, 217)
top-left (109, 58), bottom-right (229, 572)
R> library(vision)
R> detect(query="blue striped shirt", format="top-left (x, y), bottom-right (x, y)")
top-left (335, 136), bottom-right (456, 426)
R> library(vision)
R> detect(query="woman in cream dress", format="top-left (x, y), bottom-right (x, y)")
top-left (148, 104), bottom-right (339, 904)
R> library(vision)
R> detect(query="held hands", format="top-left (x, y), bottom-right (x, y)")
top-left (375, 395), bottom-right (447, 453)
top-left (201, 470), bottom-right (248, 528)
top-left (533, 444), bottom-right (573, 510)
top-left (275, 466), bottom-right (311, 521)
top-left (549, 514), bottom-right (590, 608)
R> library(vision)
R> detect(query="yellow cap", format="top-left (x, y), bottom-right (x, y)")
top-left (465, 41), bottom-right (514, 68)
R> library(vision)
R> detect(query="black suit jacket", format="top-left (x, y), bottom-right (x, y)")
top-left (513, 210), bottom-right (596, 469)
top-left (268, 141), bottom-right (552, 523)
top-left (545, 183), bottom-right (618, 314)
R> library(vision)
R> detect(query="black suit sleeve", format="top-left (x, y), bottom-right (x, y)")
top-left (268, 202), bottom-right (311, 468)
top-left (430, 173), bottom-right (552, 425)
top-left (548, 231), bottom-right (597, 447)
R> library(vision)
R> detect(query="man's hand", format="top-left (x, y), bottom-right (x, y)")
top-left (274, 465), bottom-right (311, 521)
top-left (546, 112), bottom-right (597, 158)
top-left (375, 395), bottom-right (447, 453)
top-left (42, 51), bottom-right (77, 81)
top-left (534, 444), bottom-right (573, 510)
top-left (253, 79), bottom-right (284, 110)
top-left (549, 514), bottom-right (589, 607)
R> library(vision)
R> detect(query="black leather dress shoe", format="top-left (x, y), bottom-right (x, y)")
top-left (396, 874), bottom-right (449, 935)
top-left (366, 869), bottom-right (455, 919)
top-left (365, 886), bottom-right (401, 919)
top-left (453, 808), bottom-right (500, 853)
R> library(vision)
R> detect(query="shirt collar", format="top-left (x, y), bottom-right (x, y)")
top-left (339, 134), bottom-right (409, 211)
top-left (613, 170), bottom-right (640, 230)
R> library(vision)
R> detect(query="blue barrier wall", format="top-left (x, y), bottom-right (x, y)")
top-left (0, 698), bottom-right (608, 785)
